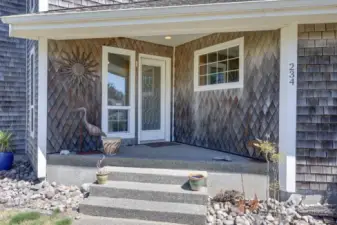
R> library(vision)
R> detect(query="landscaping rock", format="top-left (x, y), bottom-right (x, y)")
top-left (207, 190), bottom-right (328, 225)
top-left (0, 157), bottom-right (84, 212)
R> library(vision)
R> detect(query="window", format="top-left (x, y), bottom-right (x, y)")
top-left (102, 46), bottom-right (135, 138)
top-left (29, 48), bottom-right (35, 138)
top-left (194, 37), bottom-right (244, 92)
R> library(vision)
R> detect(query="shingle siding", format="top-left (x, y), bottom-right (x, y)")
top-left (26, 0), bottom-right (39, 172)
top-left (0, 0), bottom-right (26, 153)
top-left (297, 23), bottom-right (337, 194)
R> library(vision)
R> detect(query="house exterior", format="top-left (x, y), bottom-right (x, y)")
top-left (0, 0), bottom-right (26, 153)
top-left (2, 0), bottom-right (337, 199)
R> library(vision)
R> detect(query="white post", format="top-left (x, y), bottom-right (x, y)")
top-left (279, 24), bottom-right (298, 194)
top-left (37, 37), bottom-right (48, 179)
top-left (39, 0), bottom-right (48, 12)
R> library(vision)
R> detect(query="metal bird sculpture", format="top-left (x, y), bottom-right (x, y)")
top-left (74, 107), bottom-right (107, 137)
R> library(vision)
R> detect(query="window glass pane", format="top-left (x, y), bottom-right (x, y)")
top-left (30, 108), bottom-right (34, 132)
top-left (228, 71), bottom-right (239, 83)
top-left (199, 76), bottom-right (207, 86)
top-left (208, 74), bottom-right (217, 85)
top-left (228, 58), bottom-right (239, 70)
top-left (107, 53), bottom-right (130, 106)
top-left (207, 52), bottom-right (217, 63)
top-left (108, 109), bottom-right (128, 132)
top-left (217, 61), bottom-right (227, 72)
top-left (207, 63), bottom-right (218, 74)
top-left (142, 65), bottom-right (161, 131)
top-left (228, 46), bottom-right (239, 59)
top-left (199, 54), bottom-right (207, 65)
top-left (199, 65), bottom-right (207, 75)
top-left (217, 72), bottom-right (226, 84)
top-left (30, 55), bottom-right (34, 104)
top-left (218, 49), bottom-right (228, 61)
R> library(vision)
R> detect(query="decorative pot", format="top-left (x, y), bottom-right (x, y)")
top-left (188, 174), bottom-right (205, 191)
top-left (96, 173), bottom-right (109, 184)
top-left (0, 152), bottom-right (14, 170)
top-left (102, 137), bottom-right (121, 155)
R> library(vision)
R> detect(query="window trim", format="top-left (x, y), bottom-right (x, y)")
top-left (193, 37), bottom-right (244, 92)
top-left (29, 47), bottom-right (35, 138)
top-left (29, 0), bottom-right (35, 13)
top-left (101, 46), bottom-right (136, 139)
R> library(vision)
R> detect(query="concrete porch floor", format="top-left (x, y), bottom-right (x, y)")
top-left (47, 143), bottom-right (268, 198)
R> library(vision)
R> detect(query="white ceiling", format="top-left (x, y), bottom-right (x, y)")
top-left (132, 33), bottom-right (209, 47)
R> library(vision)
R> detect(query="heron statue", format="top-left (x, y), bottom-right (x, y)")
top-left (73, 107), bottom-right (106, 151)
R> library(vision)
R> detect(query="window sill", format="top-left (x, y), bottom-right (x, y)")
top-left (106, 132), bottom-right (135, 139)
top-left (194, 82), bottom-right (243, 92)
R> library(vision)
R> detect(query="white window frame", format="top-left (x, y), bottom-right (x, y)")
top-left (101, 46), bottom-right (136, 139)
top-left (194, 37), bottom-right (244, 92)
top-left (29, 0), bottom-right (35, 12)
top-left (29, 48), bottom-right (35, 138)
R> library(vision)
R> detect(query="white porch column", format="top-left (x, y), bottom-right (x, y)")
top-left (279, 24), bottom-right (298, 194)
top-left (37, 37), bottom-right (48, 178)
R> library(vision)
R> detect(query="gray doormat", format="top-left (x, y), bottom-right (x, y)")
top-left (145, 142), bottom-right (180, 148)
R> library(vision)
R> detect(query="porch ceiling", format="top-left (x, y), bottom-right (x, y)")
top-left (2, 0), bottom-right (337, 40)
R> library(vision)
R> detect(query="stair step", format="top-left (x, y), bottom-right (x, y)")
top-left (73, 215), bottom-right (186, 225)
top-left (107, 166), bottom-right (208, 186)
top-left (79, 197), bottom-right (206, 225)
top-left (90, 181), bottom-right (208, 204)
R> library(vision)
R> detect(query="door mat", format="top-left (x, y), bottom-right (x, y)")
top-left (145, 142), bottom-right (180, 148)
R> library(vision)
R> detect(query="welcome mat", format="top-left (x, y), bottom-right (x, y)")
top-left (145, 142), bottom-right (180, 148)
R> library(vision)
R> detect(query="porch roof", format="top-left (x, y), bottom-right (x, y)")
top-left (2, 0), bottom-right (337, 40)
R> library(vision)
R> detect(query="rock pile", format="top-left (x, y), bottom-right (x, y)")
top-left (207, 191), bottom-right (332, 225)
top-left (0, 158), bottom-right (84, 212)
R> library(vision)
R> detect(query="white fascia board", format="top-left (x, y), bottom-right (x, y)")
top-left (2, 0), bottom-right (337, 25)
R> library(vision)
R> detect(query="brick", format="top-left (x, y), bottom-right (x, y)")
top-left (315, 24), bottom-right (326, 32)
top-left (322, 31), bottom-right (336, 39)
top-left (298, 25), bottom-right (305, 32)
top-left (309, 32), bottom-right (322, 39)
top-left (315, 40), bottom-right (327, 47)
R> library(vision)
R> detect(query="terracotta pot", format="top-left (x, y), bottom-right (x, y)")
top-left (96, 173), bottom-right (109, 184)
top-left (188, 174), bottom-right (205, 191)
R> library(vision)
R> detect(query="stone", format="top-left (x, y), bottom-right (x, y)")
top-left (266, 214), bottom-right (274, 221)
top-left (223, 220), bottom-right (234, 225)
top-left (286, 194), bottom-right (304, 206)
top-left (51, 182), bottom-right (57, 187)
top-left (214, 203), bottom-right (221, 210)
top-left (30, 194), bottom-right (40, 200)
top-left (80, 183), bottom-right (91, 193)
top-left (207, 215), bottom-right (214, 223)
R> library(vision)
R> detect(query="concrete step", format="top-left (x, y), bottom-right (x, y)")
top-left (79, 197), bottom-right (206, 225)
top-left (73, 215), bottom-right (186, 225)
top-left (106, 166), bottom-right (208, 186)
top-left (90, 181), bottom-right (208, 205)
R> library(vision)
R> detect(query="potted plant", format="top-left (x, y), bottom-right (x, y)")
top-left (0, 131), bottom-right (14, 170)
top-left (188, 173), bottom-right (205, 191)
top-left (96, 155), bottom-right (110, 184)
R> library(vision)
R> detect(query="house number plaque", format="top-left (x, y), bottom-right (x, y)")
top-left (289, 63), bottom-right (295, 85)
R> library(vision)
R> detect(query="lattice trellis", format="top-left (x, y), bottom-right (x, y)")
top-left (174, 31), bottom-right (280, 158)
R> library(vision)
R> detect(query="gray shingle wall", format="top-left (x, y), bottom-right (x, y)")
top-left (26, 0), bottom-right (39, 172)
top-left (297, 24), bottom-right (337, 194)
top-left (0, 0), bottom-right (26, 153)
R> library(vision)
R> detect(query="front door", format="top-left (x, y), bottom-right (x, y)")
top-left (139, 56), bottom-right (168, 142)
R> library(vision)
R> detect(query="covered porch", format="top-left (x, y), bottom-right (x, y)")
top-left (4, 0), bottom-right (337, 196)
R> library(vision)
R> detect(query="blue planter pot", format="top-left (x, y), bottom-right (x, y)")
top-left (0, 152), bottom-right (14, 170)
